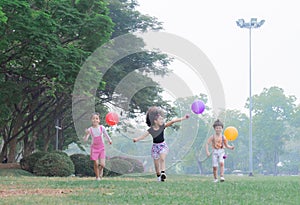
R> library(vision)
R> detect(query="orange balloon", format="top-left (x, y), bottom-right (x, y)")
top-left (224, 126), bottom-right (238, 141)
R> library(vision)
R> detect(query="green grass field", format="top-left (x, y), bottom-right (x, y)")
top-left (0, 169), bottom-right (299, 205)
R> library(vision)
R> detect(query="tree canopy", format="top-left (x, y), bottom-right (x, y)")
top-left (0, 0), bottom-right (170, 162)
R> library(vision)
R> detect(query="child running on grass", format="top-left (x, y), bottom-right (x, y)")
top-left (206, 119), bottom-right (234, 182)
top-left (84, 113), bottom-right (112, 180)
top-left (133, 106), bottom-right (189, 182)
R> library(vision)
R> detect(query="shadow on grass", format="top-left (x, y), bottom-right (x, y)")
top-left (0, 168), bottom-right (33, 177)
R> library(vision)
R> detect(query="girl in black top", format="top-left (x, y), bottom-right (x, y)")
top-left (133, 107), bottom-right (189, 181)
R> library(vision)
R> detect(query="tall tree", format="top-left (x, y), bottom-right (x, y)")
top-left (280, 104), bottom-right (300, 175)
top-left (0, 0), bottom-right (114, 161)
top-left (97, 0), bottom-right (170, 114)
top-left (0, 0), bottom-right (172, 162)
top-left (250, 87), bottom-right (296, 175)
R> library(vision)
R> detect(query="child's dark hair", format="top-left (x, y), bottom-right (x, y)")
top-left (213, 119), bottom-right (223, 128)
top-left (146, 107), bottom-right (164, 127)
top-left (90, 112), bottom-right (100, 119)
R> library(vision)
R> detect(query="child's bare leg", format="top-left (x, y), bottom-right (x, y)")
top-left (213, 167), bottom-right (218, 179)
top-left (220, 162), bottom-right (224, 177)
top-left (154, 159), bottom-right (160, 176)
top-left (99, 158), bottom-right (105, 178)
top-left (159, 153), bottom-right (167, 181)
top-left (159, 153), bottom-right (167, 172)
top-left (93, 160), bottom-right (99, 178)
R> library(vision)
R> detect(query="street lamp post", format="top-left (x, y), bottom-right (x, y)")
top-left (55, 119), bottom-right (62, 150)
top-left (236, 18), bottom-right (265, 176)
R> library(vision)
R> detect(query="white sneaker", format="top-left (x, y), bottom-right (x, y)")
top-left (96, 177), bottom-right (101, 181)
top-left (220, 177), bottom-right (225, 182)
top-left (213, 179), bottom-right (218, 183)
top-left (157, 176), bottom-right (161, 182)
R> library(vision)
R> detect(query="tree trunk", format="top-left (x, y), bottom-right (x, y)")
top-left (7, 137), bottom-right (17, 162)
top-left (8, 112), bottom-right (24, 162)
top-left (0, 143), bottom-right (8, 163)
top-left (23, 132), bottom-right (37, 157)
top-left (43, 127), bottom-right (53, 152)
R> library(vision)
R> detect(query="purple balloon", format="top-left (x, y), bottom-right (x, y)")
top-left (191, 100), bottom-right (205, 114)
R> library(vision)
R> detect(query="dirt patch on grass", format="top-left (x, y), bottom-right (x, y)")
top-left (0, 188), bottom-right (75, 198)
top-left (0, 163), bottom-right (21, 169)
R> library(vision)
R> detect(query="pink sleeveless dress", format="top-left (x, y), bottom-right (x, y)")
top-left (90, 126), bottom-right (106, 160)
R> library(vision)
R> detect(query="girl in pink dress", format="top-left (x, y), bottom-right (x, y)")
top-left (84, 113), bottom-right (112, 180)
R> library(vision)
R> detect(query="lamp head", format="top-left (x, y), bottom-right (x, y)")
top-left (258, 19), bottom-right (265, 27)
top-left (250, 18), bottom-right (258, 26)
top-left (236, 19), bottom-right (245, 28)
top-left (236, 18), bottom-right (265, 29)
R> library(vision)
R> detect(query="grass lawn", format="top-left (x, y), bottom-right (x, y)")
top-left (0, 169), bottom-right (299, 205)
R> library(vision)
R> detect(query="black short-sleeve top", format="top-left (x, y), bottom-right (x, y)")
top-left (147, 124), bottom-right (165, 143)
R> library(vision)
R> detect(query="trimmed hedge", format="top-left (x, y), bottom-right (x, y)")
top-left (70, 154), bottom-right (94, 177)
top-left (105, 158), bottom-right (132, 176)
top-left (70, 154), bottom-right (111, 177)
top-left (20, 151), bottom-right (47, 173)
top-left (20, 151), bottom-right (69, 174)
top-left (33, 153), bottom-right (75, 177)
top-left (51, 150), bottom-right (69, 157)
top-left (69, 154), bottom-right (145, 177)
top-left (110, 156), bottom-right (144, 174)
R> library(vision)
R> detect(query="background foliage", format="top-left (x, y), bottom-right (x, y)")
top-left (0, 0), bottom-right (299, 176)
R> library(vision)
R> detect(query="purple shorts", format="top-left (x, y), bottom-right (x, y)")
top-left (151, 142), bottom-right (169, 159)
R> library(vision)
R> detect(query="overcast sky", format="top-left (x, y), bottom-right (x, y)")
top-left (137, 0), bottom-right (300, 112)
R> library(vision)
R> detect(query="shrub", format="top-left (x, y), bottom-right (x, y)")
top-left (33, 153), bottom-right (75, 177)
top-left (20, 151), bottom-right (47, 173)
top-left (70, 154), bottom-right (94, 177)
top-left (51, 150), bottom-right (69, 157)
top-left (70, 154), bottom-right (112, 177)
top-left (110, 156), bottom-right (144, 174)
top-left (105, 158), bottom-right (132, 177)
top-left (69, 154), bottom-right (144, 177)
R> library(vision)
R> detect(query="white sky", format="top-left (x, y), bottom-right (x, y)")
top-left (137, 0), bottom-right (300, 112)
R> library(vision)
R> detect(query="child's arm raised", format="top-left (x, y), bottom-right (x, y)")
top-left (133, 131), bottom-right (150, 143)
top-left (165, 114), bottom-right (189, 128)
top-left (102, 126), bottom-right (112, 144)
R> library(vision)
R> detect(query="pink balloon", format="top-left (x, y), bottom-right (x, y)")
top-left (191, 100), bottom-right (205, 114)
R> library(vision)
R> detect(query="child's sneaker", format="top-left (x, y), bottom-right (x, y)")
top-left (157, 176), bottom-right (161, 182)
top-left (96, 177), bottom-right (101, 181)
top-left (220, 176), bottom-right (225, 182)
top-left (161, 173), bottom-right (167, 182)
top-left (213, 178), bottom-right (218, 183)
